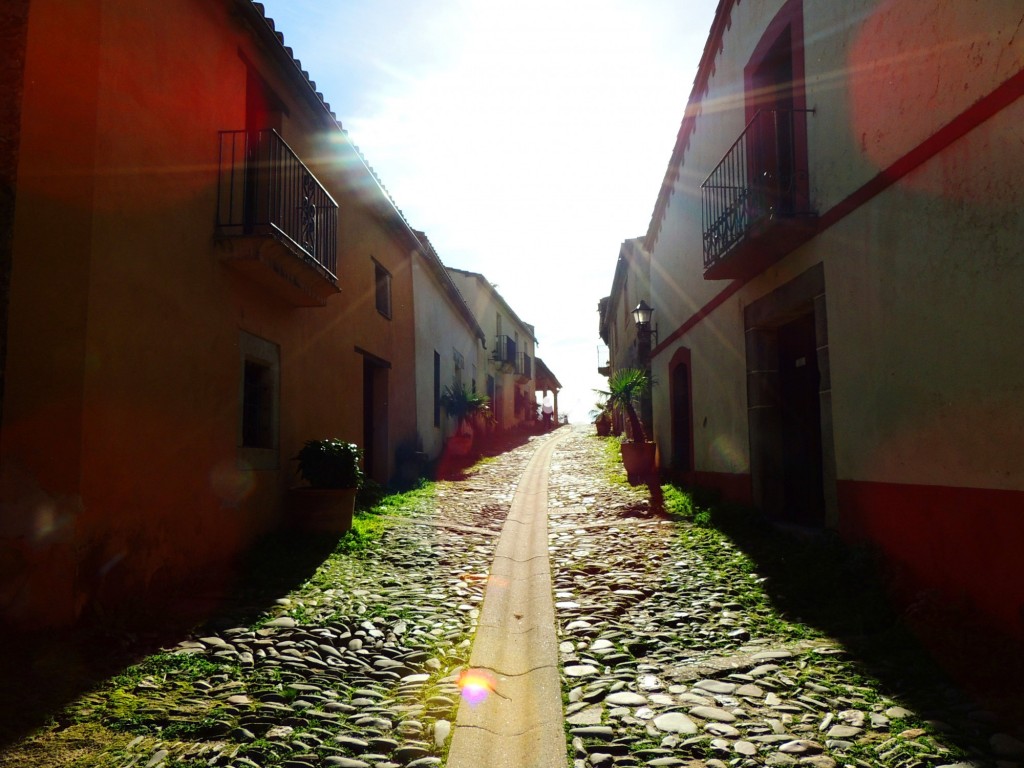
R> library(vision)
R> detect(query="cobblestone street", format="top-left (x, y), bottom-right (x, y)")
top-left (2, 426), bottom-right (1021, 768)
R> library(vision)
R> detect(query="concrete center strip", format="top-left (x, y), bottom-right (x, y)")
top-left (446, 431), bottom-right (568, 768)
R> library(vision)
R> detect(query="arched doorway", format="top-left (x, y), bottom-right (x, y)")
top-left (668, 347), bottom-right (693, 477)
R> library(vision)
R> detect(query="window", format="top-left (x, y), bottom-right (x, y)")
top-left (433, 351), bottom-right (441, 428)
top-left (374, 260), bottom-right (392, 318)
top-left (243, 361), bottom-right (274, 448)
top-left (743, 0), bottom-right (811, 217)
top-left (239, 332), bottom-right (279, 469)
top-left (453, 348), bottom-right (464, 388)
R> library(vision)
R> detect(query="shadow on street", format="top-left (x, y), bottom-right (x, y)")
top-left (0, 430), bottom-right (553, 750)
top-left (651, 482), bottom-right (1024, 750)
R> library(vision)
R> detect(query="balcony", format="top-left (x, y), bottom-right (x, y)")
top-left (701, 109), bottom-right (816, 280)
top-left (216, 129), bottom-right (340, 306)
top-left (493, 335), bottom-right (517, 373)
top-left (518, 352), bottom-right (532, 380)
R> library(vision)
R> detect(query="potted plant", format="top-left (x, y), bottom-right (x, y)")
top-left (590, 396), bottom-right (612, 437)
top-left (599, 368), bottom-right (656, 484)
top-left (440, 383), bottom-right (490, 457)
top-left (290, 439), bottom-right (363, 533)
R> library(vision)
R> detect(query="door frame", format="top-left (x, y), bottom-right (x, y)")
top-left (744, 263), bottom-right (837, 527)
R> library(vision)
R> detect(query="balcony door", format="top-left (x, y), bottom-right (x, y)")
top-left (744, 0), bottom-right (810, 219)
top-left (244, 66), bottom-right (284, 231)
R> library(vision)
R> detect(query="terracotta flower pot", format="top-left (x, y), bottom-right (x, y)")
top-left (446, 433), bottom-right (473, 457)
top-left (620, 441), bottom-right (657, 485)
top-left (290, 487), bottom-right (357, 534)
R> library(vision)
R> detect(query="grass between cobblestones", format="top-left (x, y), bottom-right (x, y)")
top-left (560, 436), bottom-right (1000, 767)
top-left (0, 480), bottom-right (450, 768)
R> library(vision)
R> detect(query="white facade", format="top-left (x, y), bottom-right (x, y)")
top-left (410, 243), bottom-right (486, 461)
top-left (447, 269), bottom-right (538, 431)
top-left (598, 237), bottom-right (652, 377)
top-left (638, 0), bottom-right (1024, 632)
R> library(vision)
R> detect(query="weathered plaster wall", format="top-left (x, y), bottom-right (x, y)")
top-left (603, 240), bottom-right (651, 376)
top-left (825, 98), bottom-right (1024, 491)
top-left (1, 0), bottom-right (421, 626)
top-left (646, 0), bottom-right (1024, 630)
top-left (411, 255), bottom-right (482, 459)
top-left (448, 271), bottom-right (537, 431)
top-left (651, 0), bottom-right (1024, 488)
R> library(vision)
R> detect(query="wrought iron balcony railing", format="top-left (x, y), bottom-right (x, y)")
top-left (493, 335), bottom-right (517, 366)
top-left (701, 109), bottom-right (815, 278)
top-left (217, 129), bottom-right (338, 280)
top-left (518, 352), bottom-right (532, 379)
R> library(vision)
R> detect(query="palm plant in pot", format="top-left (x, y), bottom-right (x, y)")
top-left (599, 367), bottom-right (656, 484)
top-left (440, 383), bottom-right (490, 457)
top-left (590, 395), bottom-right (612, 437)
top-left (291, 439), bottom-right (363, 533)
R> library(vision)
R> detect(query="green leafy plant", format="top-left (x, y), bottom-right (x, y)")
top-left (439, 384), bottom-right (490, 433)
top-left (597, 367), bottom-right (650, 442)
top-left (294, 439), bottom-right (363, 489)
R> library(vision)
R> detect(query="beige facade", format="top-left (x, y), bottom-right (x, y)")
top-left (0, 0), bottom-right (427, 627)
top-left (447, 269), bottom-right (538, 431)
top-left (633, 0), bottom-right (1024, 634)
top-left (598, 237), bottom-right (652, 379)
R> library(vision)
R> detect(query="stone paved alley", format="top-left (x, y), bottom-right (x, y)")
top-left (2, 426), bottom-right (1022, 768)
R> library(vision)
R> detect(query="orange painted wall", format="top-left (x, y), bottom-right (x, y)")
top-left (1, 0), bottom-right (417, 626)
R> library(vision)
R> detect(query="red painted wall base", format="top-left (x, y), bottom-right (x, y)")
top-left (681, 471), bottom-right (754, 506)
top-left (837, 479), bottom-right (1024, 639)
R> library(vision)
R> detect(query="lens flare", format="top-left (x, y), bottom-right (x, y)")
top-left (457, 668), bottom-right (496, 705)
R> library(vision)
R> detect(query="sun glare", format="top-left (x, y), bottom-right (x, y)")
top-left (456, 668), bottom-right (497, 705)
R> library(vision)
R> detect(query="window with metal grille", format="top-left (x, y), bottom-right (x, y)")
top-left (375, 261), bottom-right (392, 318)
top-left (242, 360), bottom-right (274, 449)
top-left (453, 348), bottom-right (464, 388)
top-left (239, 331), bottom-right (279, 469)
top-left (433, 351), bottom-right (441, 428)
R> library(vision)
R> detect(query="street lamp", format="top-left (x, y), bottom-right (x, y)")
top-left (631, 300), bottom-right (654, 329)
top-left (632, 301), bottom-right (655, 437)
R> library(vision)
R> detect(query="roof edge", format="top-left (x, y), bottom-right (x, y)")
top-left (643, 0), bottom-right (738, 254)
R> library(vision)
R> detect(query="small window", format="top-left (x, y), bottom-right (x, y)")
top-left (239, 331), bottom-right (279, 469)
top-left (374, 261), bottom-right (392, 318)
top-left (433, 351), bottom-right (441, 428)
top-left (453, 348), bottom-right (464, 388)
top-left (243, 361), bottom-right (274, 448)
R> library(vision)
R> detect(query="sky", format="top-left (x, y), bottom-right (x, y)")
top-left (257, 0), bottom-right (718, 422)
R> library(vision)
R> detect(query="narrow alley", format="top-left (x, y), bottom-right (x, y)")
top-left (2, 427), bottom-right (1020, 768)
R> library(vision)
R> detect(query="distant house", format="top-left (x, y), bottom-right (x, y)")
top-left (447, 269), bottom-right (538, 432)
top-left (598, 237), bottom-right (651, 379)
top-left (633, 0), bottom-right (1024, 634)
top-left (597, 237), bottom-right (652, 432)
top-left (409, 232), bottom-right (487, 462)
top-left (535, 358), bottom-right (563, 425)
top-left (0, 0), bottom-right (427, 627)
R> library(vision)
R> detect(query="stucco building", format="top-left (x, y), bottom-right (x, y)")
top-left (409, 232), bottom-right (487, 462)
top-left (447, 268), bottom-right (538, 432)
top-left (0, 0), bottom-right (437, 626)
top-left (631, 0), bottom-right (1024, 635)
top-left (598, 237), bottom-right (652, 380)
